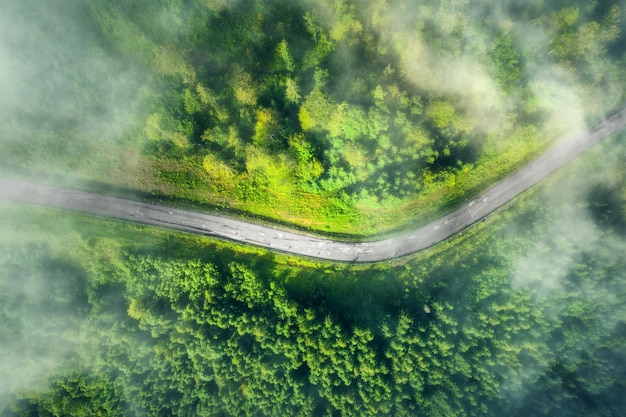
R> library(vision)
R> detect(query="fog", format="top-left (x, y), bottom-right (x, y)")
top-left (0, 226), bottom-right (85, 404)
top-left (0, 0), bottom-right (147, 183)
top-left (0, 279), bottom-right (81, 403)
top-left (0, 0), bottom-right (145, 402)
top-left (504, 136), bottom-right (626, 413)
top-left (0, 0), bottom-right (625, 414)
top-left (372, 0), bottom-right (623, 135)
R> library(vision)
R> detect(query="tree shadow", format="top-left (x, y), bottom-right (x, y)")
top-left (587, 183), bottom-right (626, 236)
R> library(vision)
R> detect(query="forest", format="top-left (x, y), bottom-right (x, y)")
top-left (1, 0), bottom-right (625, 234)
top-left (1, 130), bottom-right (625, 416)
top-left (1, 0), bottom-right (626, 416)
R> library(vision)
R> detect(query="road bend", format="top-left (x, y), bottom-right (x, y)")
top-left (2, 106), bottom-right (626, 262)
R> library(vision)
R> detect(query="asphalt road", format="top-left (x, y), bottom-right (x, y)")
top-left (2, 106), bottom-right (626, 262)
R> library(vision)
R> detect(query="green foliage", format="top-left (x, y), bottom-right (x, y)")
top-left (489, 32), bottom-right (521, 93)
top-left (3, 0), bottom-right (626, 236)
top-left (329, 0), bottom-right (363, 44)
top-left (1, 0), bottom-right (626, 415)
top-left (275, 39), bottom-right (296, 72)
top-left (299, 88), bottom-right (337, 132)
top-left (229, 66), bottom-right (258, 107)
top-left (285, 78), bottom-right (302, 104)
top-left (2, 137), bottom-right (626, 415)
top-left (426, 100), bottom-right (456, 130)
top-left (183, 87), bottom-right (202, 115)
top-left (253, 108), bottom-right (279, 147)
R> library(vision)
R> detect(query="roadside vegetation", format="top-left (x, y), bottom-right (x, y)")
top-left (1, 1), bottom-right (625, 415)
top-left (2, 0), bottom-right (625, 235)
top-left (2, 132), bottom-right (625, 416)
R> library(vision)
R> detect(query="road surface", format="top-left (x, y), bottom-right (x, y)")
top-left (2, 106), bottom-right (626, 262)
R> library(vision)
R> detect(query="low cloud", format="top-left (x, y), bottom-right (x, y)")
top-left (0, 0), bottom-right (147, 181)
top-left (0, 239), bottom-right (87, 403)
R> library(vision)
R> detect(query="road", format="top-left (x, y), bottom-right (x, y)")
top-left (2, 106), bottom-right (626, 262)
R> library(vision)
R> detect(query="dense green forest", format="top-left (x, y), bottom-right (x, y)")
top-left (1, 0), bottom-right (625, 234)
top-left (1, 0), bottom-right (626, 415)
top-left (1, 131), bottom-right (625, 416)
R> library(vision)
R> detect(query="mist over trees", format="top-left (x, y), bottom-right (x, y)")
top-left (94, 0), bottom-right (626, 232)
top-left (0, 0), bottom-right (148, 186)
top-left (2, 0), bottom-right (625, 234)
top-left (1, 131), bottom-right (626, 416)
top-left (1, 0), bottom-right (626, 416)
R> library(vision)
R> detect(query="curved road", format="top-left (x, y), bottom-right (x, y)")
top-left (2, 107), bottom-right (626, 262)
